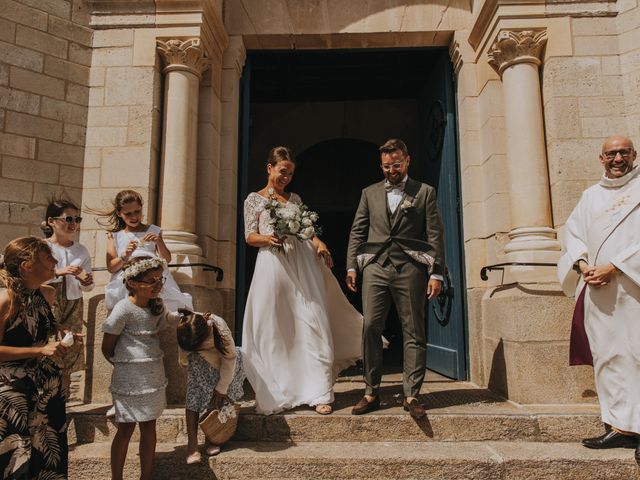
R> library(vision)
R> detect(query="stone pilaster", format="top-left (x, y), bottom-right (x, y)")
top-left (488, 30), bottom-right (560, 281)
top-left (156, 38), bottom-right (210, 260)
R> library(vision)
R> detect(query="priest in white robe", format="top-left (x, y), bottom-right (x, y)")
top-left (558, 135), bottom-right (640, 460)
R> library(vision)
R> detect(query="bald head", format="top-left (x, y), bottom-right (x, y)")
top-left (602, 135), bottom-right (635, 153)
top-left (600, 135), bottom-right (637, 178)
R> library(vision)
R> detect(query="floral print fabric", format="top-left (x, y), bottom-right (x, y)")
top-left (0, 288), bottom-right (67, 479)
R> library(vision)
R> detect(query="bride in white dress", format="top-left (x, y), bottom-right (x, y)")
top-left (241, 146), bottom-right (363, 415)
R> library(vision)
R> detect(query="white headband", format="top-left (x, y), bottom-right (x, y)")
top-left (122, 257), bottom-right (167, 281)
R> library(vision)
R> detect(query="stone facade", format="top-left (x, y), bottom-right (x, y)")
top-left (1, 0), bottom-right (638, 405)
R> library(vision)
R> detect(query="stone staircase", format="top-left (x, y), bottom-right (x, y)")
top-left (67, 372), bottom-right (640, 479)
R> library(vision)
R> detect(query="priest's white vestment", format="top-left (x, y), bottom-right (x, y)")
top-left (558, 166), bottom-right (640, 434)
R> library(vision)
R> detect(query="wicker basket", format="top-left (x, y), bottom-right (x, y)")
top-left (198, 403), bottom-right (240, 445)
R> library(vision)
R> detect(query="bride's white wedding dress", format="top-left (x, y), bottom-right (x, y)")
top-left (241, 192), bottom-right (363, 414)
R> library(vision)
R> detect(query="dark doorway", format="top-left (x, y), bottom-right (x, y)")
top-left (236, 48), bottom-right (468, 380)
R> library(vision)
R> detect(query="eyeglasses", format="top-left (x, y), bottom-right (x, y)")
top-left (136, 277), bottom-right (166, 286)
top-left (380, 162), bottom-right (405, 172)
top-left (54, 215), bottom-right (83, 224)
top-left (603, 149), bottom-right (634, 160)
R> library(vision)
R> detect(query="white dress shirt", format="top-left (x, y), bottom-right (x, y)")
top-left (386, 175), bottom-right (408, 214)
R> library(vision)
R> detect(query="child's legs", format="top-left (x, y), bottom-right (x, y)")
top-left (185, 408), bottom-right (199, 453)
top-left (138, 419), bottom-right (157, 480)
top-left (111, 422), bottom-right (136, 480)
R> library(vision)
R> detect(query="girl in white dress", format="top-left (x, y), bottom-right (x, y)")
top-left (242, 146), bottom-right (363, 415)
top-left (42, 197), bottom-right (94, 394)
top-left (97, 190), bottom-right (193, 312)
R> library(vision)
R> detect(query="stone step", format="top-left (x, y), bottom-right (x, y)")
top-left (68, 404), bottom-right (603, 444)
top-left (69, 441), bottom-right (640, 480)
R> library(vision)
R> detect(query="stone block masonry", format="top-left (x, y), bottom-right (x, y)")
top-left (0, 0), bottom-right (91, 243)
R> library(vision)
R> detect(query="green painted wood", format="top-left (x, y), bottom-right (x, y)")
top-left (419, 50), bottom-right (468, 380)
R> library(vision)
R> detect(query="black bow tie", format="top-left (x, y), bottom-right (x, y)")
top-left (384, 180), bottom-right (406, 193)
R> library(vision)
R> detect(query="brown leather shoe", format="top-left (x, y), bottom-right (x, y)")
top-left (351, 396), bottom-right (380, 415)
top-left (403, 398), bottom-right (426, 419)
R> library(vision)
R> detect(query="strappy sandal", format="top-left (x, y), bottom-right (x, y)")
top-left (205, 444), bottom-right (221, 456)
top-left (314, 404), bottom-right (333, 415)
top-left (186, 451), bottom-right (202, 464)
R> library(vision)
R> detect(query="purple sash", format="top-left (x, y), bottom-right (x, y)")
top-left (569, 285), bottom-right (593, 366)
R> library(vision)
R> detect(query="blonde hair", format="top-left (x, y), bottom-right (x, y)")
top-left (0, 237), bottom-right (52, 319)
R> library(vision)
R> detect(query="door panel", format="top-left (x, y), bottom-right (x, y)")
top-left (419, 51), bottom-right (468, 380)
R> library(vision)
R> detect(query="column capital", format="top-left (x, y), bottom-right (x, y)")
top-left (157, 38), bottom-right (211, 79)
top-left (488, 29), bottom-right (547, 76)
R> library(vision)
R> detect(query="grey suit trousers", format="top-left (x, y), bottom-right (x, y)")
top-left (362, 259), bottom-right (428, 397)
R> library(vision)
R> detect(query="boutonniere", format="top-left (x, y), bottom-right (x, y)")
top-left (400, 199), bottom-right (414, 212)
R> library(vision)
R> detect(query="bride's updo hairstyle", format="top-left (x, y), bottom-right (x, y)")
top-left (267, 146), bottom-right (295, 167)
top-left (176, 309), bottom-right (228, 355)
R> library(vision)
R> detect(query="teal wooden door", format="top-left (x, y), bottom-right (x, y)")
top-left (418, 50), bottom-right (468, 380)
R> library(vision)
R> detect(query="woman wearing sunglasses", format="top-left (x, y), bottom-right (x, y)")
top-left (42, 197), bottom-right (93, 393)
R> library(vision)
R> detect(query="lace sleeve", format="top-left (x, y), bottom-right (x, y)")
top-left (210, 314), bottom-right (236, 358)
top-left (243, 193), bottom-right (263, 239)
top-left (289, 192), bottom-right (302, 205)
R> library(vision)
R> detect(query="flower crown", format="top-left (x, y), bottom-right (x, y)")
top-left (122, 257), bottom-right (167, 281)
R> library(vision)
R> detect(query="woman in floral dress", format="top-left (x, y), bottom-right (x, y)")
top-left (0, 237), bottom-right (69, 479)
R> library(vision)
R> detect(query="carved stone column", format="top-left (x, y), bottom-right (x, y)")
top-left (156, 38), bottom-right (210, 256)
top-left (488, 30), bottom-right (560, 275)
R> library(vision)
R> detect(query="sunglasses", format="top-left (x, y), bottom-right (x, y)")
top-left (54, 215), bottom-right (83, 224)
top-left (136, 277), bottom-right (166, 286)
top-left (602, 148), bottom-right (634, 160)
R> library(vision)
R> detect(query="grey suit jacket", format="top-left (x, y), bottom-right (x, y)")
top-left (346, 178), bottom-right (445, 275)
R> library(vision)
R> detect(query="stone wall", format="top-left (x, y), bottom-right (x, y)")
top-left (79, 22), bottom-right (164, 404)
top-left (618, 0), bottom-right (640, 139)
top-left (546, 13), bottom-right (626, 236)
top-left (0, 0), bottom-right (92, 247)
top-left (80, 26), bottom-right (162, 283)
top-left (454, 33), bottom-right (510, 387)
top-left (77, 3), bottom-right (232, 403)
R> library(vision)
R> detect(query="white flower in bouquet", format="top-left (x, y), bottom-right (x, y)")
top-left (263, 191), bottom-right (323, 252)
top-left (288, 220), bottom-right (301, 234)
top-left (279, 207), bottom-right (296, 220)
top-left (300, 226), bottom-right (315, 240)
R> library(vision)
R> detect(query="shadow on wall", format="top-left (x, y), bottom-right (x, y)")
top-left (84, 294), bottom-right (106, 404)
top-left (487, 338), bottom-right (508, 399)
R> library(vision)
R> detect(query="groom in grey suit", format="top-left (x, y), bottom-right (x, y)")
top-left (346, 138), bottom-right (445, 419)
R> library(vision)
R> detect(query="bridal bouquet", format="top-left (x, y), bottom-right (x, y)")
top-left (265, 189), bottom-right (322, 250)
